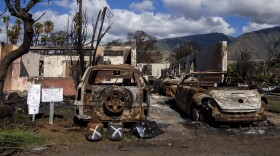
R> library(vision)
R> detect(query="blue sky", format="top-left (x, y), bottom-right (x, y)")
top-left (0, 0), bottom-right (279, 43)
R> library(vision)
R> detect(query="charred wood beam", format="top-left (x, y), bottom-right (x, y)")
top-left (186, 71), bottom-right (227, 75)
top-left (29, 46), bottom-right (96, 50)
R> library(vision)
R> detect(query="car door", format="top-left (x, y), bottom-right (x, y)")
top-left (176, 76), bottom-right (190, 113)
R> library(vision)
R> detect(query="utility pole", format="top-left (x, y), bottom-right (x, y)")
top-left (78, 0), bottom-right (85, 77)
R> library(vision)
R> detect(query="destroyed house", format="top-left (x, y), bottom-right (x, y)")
top-left (167, 41), bottom-right (227, 83)
top-left (0, 41), bottom-right (137, 95)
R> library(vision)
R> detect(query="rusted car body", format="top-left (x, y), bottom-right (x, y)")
top-left (175, 73), bottom-right (266, 123)
top-left (154, 76), bottom-right (180, 97)
top-left (74, 64), bottom-right (150, 122)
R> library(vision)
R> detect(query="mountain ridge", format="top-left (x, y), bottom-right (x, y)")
top-left (156, 26), bottom-right (280, 61)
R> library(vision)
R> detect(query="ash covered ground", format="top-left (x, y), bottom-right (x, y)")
top-left (5, 94), bottom-right (280, 156)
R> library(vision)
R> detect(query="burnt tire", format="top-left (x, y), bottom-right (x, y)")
top-left (101, 87), bottom-right (133, 116)
top-left (104, 90), bottom-right (126, 113)
top-left (192, 108), bottom-right (200, 122)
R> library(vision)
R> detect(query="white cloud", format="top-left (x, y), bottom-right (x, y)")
top-left (54, 0), bottom-right (71, 8)
top-left (0, 19), bottom-right (7, 43)
top-left (107, 10), bottom-right (235, 40)
top-left (162, 0), bottom-right (280, 25)
top-left (0, 0), bottom-right (239, 44)
top-left (242, 22), bottom-right (276, 33)
top-left (33, 10), bottom-right (71, 32)
top-left (129, 0), bottom-right (154, 12)
top-left (0, 30), bottom-right (6, 43)
top-left (29, 0), bottom-right (236, 43)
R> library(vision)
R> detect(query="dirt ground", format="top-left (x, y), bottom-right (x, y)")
top-left (17, 94), bottom-right (280, 156)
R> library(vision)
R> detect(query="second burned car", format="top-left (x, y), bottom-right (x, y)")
top-left (175, 72), bottom-right (266, 123)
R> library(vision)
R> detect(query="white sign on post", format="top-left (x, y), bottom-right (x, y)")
top-left (27, 84), bottom-right (41, 115)
top-left (42, 88), bottom-right (63, 125)
top-left (42, 88), bottom-right (63, 102)
top-left (28, 105), bottom-right (39, 114)
top-left (27, 84), bottom-right (41, 105)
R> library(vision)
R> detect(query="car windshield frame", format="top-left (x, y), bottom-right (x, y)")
top-left (87, 69), bottom-right (138, 86)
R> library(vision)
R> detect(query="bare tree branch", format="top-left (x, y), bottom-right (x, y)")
top-left (25, 0), bottom-right (41, 12)
top-left (0, 6), bottom-right (7, 17)
top-left (99, 24), bottom-right (111, 40)
top-left (5, 0), bottom-right (18, 17)
top-left (34, 12), bottom-right (45, 23)
top-left (14, 0), bottom-right (22, 12)
top-left (89, 10), bottom-right (101, 66)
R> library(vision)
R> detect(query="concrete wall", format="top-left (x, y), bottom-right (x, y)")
top-left (103, 55), bottom-right (124, 65)
top-left (1, 45), bottom-right (17, 91)
top-left (35, 78), bottom-right (76, 95)
top-left (21, 52), bottom-right (42, 77)
top-left (43, 56), bottom-right (67, 77)
top-left (168, 53), bottom-right (196, 77)
top-left (138, 63), bottom-right (170, 79)
top-left (196, 41), bottom-right (227, 72)
top-left (131, 39), bottom-right (137, 67)
top-left (42, 45), bottom-right (133, 77)
top-left (0, 45), bottom-right (34, 92)
top-left (167, 41), bottom-right (228, 83)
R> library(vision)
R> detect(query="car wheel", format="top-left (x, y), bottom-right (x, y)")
top-left (192, 108), bottom-right (200, 122)
top-left (104, 90), bottom-right (126, 114)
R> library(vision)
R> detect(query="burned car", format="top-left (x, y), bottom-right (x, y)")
top-left (154, 76), bottom-right (180, 97)
top-left (74, 64), bottom-right (150, 122)
top-left (175, 73), bottom-right (266, 123)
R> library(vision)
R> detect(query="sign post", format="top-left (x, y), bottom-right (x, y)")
top-left (49, 101), bottom-right (54, 124)
top-left (42, 88), bottom-right (63, 125)
top-left (27, 84), bottom-right (41, 121)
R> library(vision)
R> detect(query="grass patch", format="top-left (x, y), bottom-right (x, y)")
top-left (0, 129), bottom-right (45, 146)
top-left (0, 113), bottom-right (36, 130)
top-left (58, 131), bottom-right (85, 143)
top-left (122, 132), bottom-right (139, 143)
top-left (0, 128), bottom-right (46, 154)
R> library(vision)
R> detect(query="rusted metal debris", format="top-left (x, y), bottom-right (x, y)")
top-left (74, 64), bottom-right (150, 122)
top-left (175, 73), bottom-right (266, 123)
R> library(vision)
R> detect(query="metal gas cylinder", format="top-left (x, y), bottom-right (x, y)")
top-left (107, 118), bottom-right (123, 141)
top-left (86, 117), bottom-right (103, 141)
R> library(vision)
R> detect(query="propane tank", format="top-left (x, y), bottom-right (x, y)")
top-left (86, 117), bottom-right (103, 141)
top-left (107, 117), bottom-right (123, 141)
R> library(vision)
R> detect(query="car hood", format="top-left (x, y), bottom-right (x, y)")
top-left (210, 89), bottom-right (261, 113)
top-left (162, 78), bottom-right (180, 84)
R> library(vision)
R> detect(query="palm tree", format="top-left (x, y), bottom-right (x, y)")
top-left (43, 20), bottom-right (54, 37)
top-left (15, 18), bottom-right (22, 29)
top-left (2, 16), bottom-right (10, 43)
top-left (34, 22), bottom-right (44, 34)
top-left (41, 35), bottom-right (48, 46)
top-left (34, 22), bottom-right (44, 45)
top-left (7, 29), bottom-right (15, 44)
top-left (14, 18), bottom-right (22, 37)
top-left (8, 25), bottom-right (21, 44)
top-left (6, 18), bottom-right (21, 45)
top-left (54, 35), bottom-right (65, 46)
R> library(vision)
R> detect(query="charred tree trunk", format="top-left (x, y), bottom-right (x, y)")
top-left (0, 20), bottom-right (34, 105)
top-left (78, 0), bottom-right (85, 77)
top-left (0, 0), bottom-right (37, 105)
